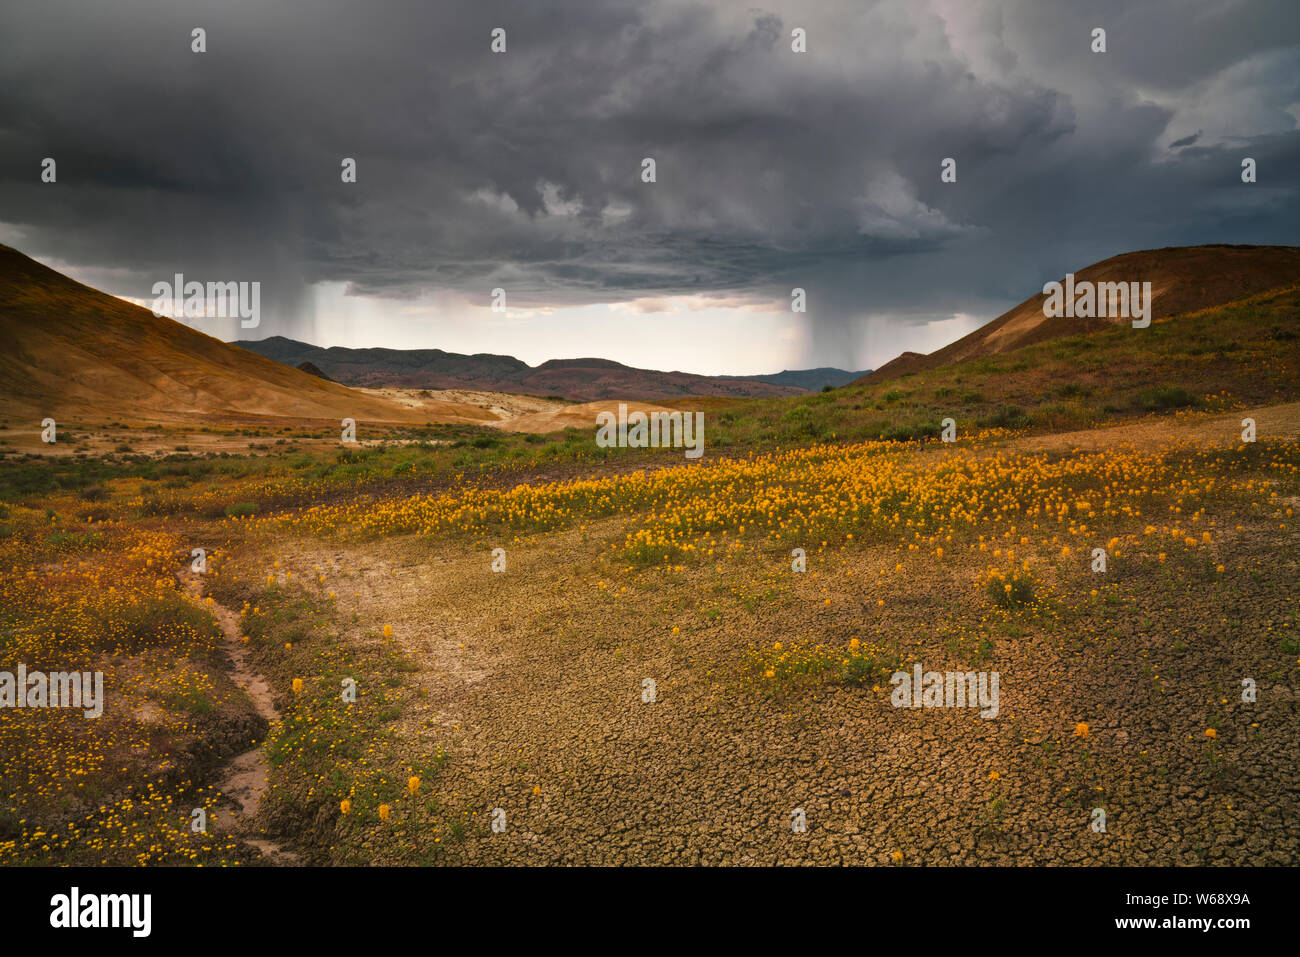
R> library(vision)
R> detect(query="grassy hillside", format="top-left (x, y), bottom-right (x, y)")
top-left (862, 244), bottom-right (1300, 382)
top-left (698, 284), bottom-right (1300, 449)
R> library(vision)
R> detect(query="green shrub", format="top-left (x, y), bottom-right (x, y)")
top-left (1135, 386), bottom-right (1198, 411)
top-left (985, 569), bottom-right (1037, 608)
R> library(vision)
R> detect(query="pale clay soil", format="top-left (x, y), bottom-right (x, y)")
top-left (356, 387), bottom-right (568, 423)
top-left (1, 389), bottom-right (660, 454)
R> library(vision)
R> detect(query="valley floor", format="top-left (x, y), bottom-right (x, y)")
top-left (3, 402), bottom-right (1297, 865)
top-left (219, 404), bottom-right (1300, 864)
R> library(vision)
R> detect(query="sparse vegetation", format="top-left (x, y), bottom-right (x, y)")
top-left (2, 275), bottom-right (1298, 868)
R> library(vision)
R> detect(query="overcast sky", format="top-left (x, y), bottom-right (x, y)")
top-left (1, 0), bottom-right (1297, 375)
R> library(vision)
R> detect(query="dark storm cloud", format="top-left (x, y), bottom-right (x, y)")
top-left (0, 0), bottom-right (1296, 364)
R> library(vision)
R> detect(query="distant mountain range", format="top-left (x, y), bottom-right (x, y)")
top-left (8, 238), bottom-right (1292, 430)
top-left (714, 368), bottom-right (871, 392)
top-left (234, 337), bottom-right (871, 401)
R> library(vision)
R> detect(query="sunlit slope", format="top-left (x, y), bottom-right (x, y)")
top-left (0, 244), bottom-right (492, 425)
top-left (702, 283), bottom-right (1300, 448)
top-left (862, 244), bottom-right (1300, 384)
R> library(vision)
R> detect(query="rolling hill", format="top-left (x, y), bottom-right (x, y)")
top-left (0, 244), bottom-right (492, 426)
top-left (861, 244), bottom-right (1300, 384)
top-left (701, 281), bottom-right (1300, 450)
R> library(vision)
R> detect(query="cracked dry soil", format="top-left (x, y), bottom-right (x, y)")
top-left (258, 408), bottom-right (1299, 866)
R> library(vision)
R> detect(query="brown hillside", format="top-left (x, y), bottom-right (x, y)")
top-left (0, 244), bottom-right (493, 426)
top-left (861, 244), bottom-right (1300, 384)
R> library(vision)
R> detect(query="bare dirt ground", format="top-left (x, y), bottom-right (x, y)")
top-left (0, 391), bottom-right (690, 456)
top-left (494, 399), bottom-right (683, 433)
top-left (179, 573), bottom-right (299, 864)
top-left (350, 387), bottom-right (692, 434)
top-left (250, 400), bottom-right (1300, 865)
top-left (357, 387), bottom-right (568, 424)
top-left (1010, 401), bottom-right (1300, 454)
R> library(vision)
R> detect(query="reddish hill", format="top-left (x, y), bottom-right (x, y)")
top-left (0, 244), bottom-right (492, 426)
top-left (861, 244), bottom-right (1300, 384)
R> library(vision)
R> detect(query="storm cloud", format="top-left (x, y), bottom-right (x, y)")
top-left (1, 0), bottom-right (1297, 370)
